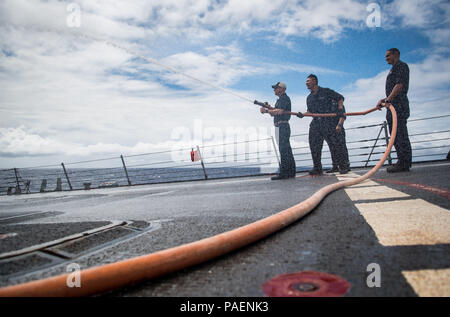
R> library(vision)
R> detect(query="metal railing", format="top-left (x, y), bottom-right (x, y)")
top-left (1, 114), bottom-right (449, 195)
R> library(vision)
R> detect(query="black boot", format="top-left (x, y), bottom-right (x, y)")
top-left (387, 162), bottom-right (410, 173)
top-left (326, 166), bottom-right (339, 174)
top-left (309, 168), bottom-right (323, 176)
top-left (271, 174), bottom-right (291, 180)
top-left (339, 165), bottom-right (351, 174)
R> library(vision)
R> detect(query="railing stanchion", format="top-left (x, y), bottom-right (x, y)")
top-left (365, 125), bottom-right (384, 167)
top-left (197, 145), bottom-right (208, 180)
top-left (13, 168), bottom-right (21, 194)
top-left (382, 121), bottom-right (393, 165)
top-left (121, 155), bottom-right (132, 186)
top-left (61, 163), bottom-right (73, 190)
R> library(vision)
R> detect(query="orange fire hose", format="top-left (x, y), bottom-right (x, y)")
top-left (285, 106), bottom-right (381, 117)
top-left (0, 105), bottom-right (396, 297)
top-left (254, 99), bottom-right (381, 117)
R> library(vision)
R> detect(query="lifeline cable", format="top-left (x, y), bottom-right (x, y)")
top-left (0, 104), bottom-right (397, 297)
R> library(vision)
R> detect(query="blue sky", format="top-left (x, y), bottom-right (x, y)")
top-left (0, 0), bottom-right (449, 168)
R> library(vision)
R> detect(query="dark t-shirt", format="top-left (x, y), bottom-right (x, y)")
top-left (386, 60), bottom-right (410, 117)
top-left (274, 93), bottom-right (291, 125)
top-left (307, 87), bottom-right (344, 126)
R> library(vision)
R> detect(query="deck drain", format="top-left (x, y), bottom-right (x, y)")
top-left (262, 271), bottom-right (351, 297)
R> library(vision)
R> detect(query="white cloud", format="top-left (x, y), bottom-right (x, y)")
top-left (159, 45), bottom-right (261, 89)
top-left (343, 54), bottom-right (450, 122)
top-left (278, 0), bottom-right (367, 42)
top-left (1, 0), bottom-right (449, 168)
top-left (0, 126), bottom-right (204, 159)
top-left (2, 0), bottom-right (448, 45)
top-left (382, 0), bottom-right (450, 55)
top-left (385, 0), bottom-right (450, 28)
top-left (0, 127), bottom-right (63, 156)
top-left (425, 28), bottom-right (450, 47)
top-left (0, 26), bottom-right (275, 159)
top-left (0, 0), bottom-right (368, 45)
top-left (156, 44), bottom-right (346, 90)
top-left (202, 0), bottom-right (281, 30)
top-left (0, 0), bottom-right (151, 41)
top-left (77, 0), bottom-right (153, 23)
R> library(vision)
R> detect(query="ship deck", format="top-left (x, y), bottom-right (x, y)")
top-left (0, 160), bottom-right (449, 297)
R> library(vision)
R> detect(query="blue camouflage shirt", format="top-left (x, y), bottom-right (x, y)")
top-left (273, 93), bottom-right (291, 126)
top-left (386, 60), bottom-right (410, 117)
top-left (307, 86), bottom-right (345, 126)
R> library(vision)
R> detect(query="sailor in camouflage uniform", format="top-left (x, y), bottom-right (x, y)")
top-left (260, 82), bottom-right (296, 180)
top-left (297, 74), bottom-right (350, 175)
top-left (377, 48), bottom-right (412, 173)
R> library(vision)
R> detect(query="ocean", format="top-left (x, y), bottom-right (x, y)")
top-left (0, 167), bottom-right (266, 195)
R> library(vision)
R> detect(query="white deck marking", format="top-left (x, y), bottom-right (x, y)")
top-left (402, 269), bottom-right (450, 297)
top-left (337, 172), bottom-right (450, 296)
top-left (354, 199), bottom-right (450, 246)
top-left (344, 184), bottom-right (410, 200)
top-left (337, 173), bottom-right (450, 246)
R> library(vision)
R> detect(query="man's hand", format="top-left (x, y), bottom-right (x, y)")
top-left (377, 98), bottom-right (392, 110)
top-left (269, 109), bottom-right (284, 116)
top-left (376, 98), bottom-right (386, 110)
top-left (336, 108), bottom-right (345, 118)
top-left (336, 124), bottom-right (342, 133)
top-left (260, 107), bottom-right (268, 114)
top-left (376, 99), bottom-right (383, 109)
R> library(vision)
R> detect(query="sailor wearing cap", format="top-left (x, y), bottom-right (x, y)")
top-left (260, 82), bottom-right (296, 180)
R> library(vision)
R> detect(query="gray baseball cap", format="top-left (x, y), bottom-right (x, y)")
top-left (272, 82), bottom-right (286, 89)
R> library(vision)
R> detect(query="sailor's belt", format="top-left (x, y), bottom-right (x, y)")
top-left (274, 121), bottom-right (289, 127)
top-left (313, 116), bottom-right (333, 120)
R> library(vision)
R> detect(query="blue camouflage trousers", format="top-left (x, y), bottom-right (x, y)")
top-left (309, 120), bottom-right (350, 171)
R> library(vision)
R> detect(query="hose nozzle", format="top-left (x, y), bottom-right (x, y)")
top-left (254, 100), bottom-right (270, 108)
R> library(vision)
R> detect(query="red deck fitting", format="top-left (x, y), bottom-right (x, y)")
top-left (262, 271), bottom-right (351, 297)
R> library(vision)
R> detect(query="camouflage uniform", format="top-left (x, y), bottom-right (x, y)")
top-left (273, 93), bottom-right (296, 177)
top-left (307, 87), bottom-right (350, 173)
top-left (385, 60), bottom-right (412, 168)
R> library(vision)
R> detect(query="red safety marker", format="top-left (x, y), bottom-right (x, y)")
top-left (374, 178), bottom-right (450, 199)
top-left (262, 271), bottom-right (351, 297)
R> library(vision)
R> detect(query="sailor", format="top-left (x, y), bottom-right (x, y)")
top-left (260, 82), bottom-right (296, 180)
top-left (297, 74), bottom-right (350, 175)
top-left (376, 48), bottom-right (412, 173)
